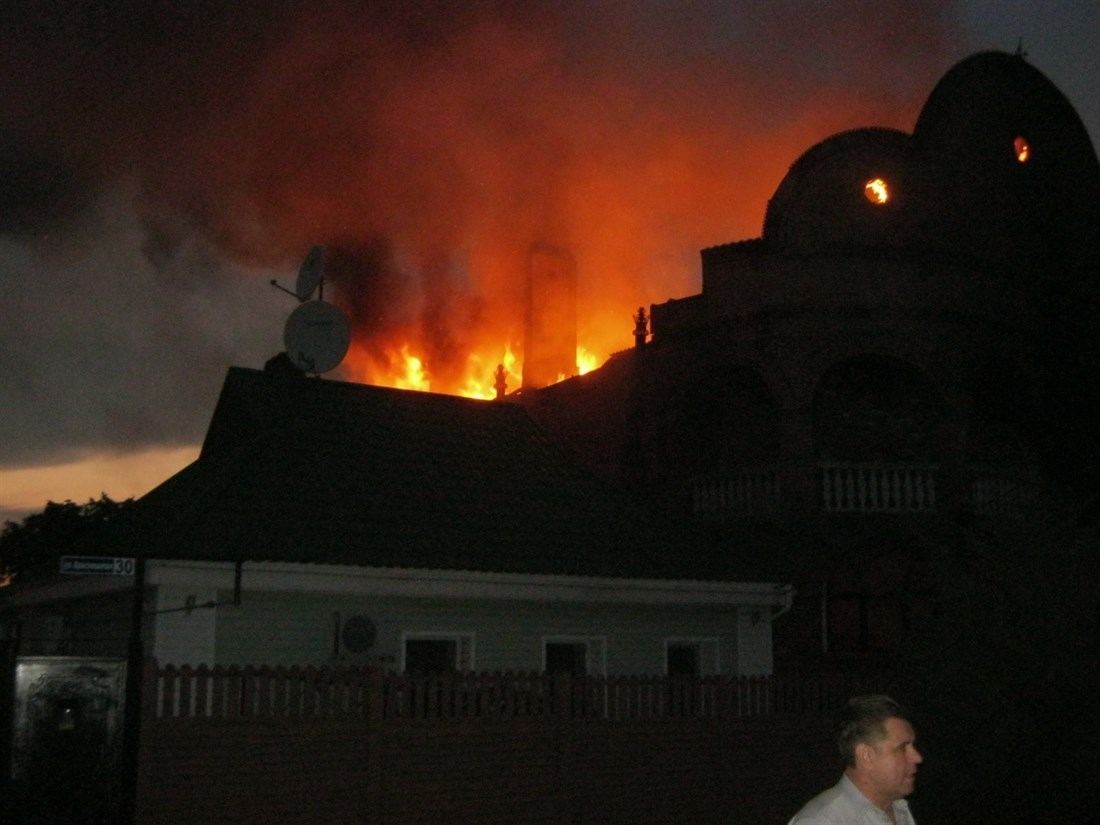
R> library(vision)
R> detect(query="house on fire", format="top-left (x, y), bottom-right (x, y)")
top-left (5, 51), bottom-right (1098, 678)
top-left (5, 367), bottom-right (791, 676)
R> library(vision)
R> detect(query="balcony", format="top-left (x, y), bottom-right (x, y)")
top-left (691, 466), bottom-right (781, 517)
top-left (691, 463), bottom-right (1032, 518)
top-left (819, 463), bottom-right (936, 513)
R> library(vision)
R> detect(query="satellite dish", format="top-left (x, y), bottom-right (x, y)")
top-left (283, 300), bottom-right (350, 374)
top-left (296, 245), bottom-right (325, 301)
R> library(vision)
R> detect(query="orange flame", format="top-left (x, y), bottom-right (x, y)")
top-left (457, 344), bottom-right (522, 399)
top-left (576, 345), bottom-right (600, 376)
top-left (1014, 136), bottom-right (1030, 163)
top-left (864, 177), bottom-right (890, 204)
top-left (394, 346), bottom-right (430, 391)
top-left (342, 339), bottom-right (606, 398)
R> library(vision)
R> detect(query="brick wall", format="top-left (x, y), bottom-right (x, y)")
top-left (137, 717), bottom-right (377, 823)
top-left (135, 665), bottom-right (850, 823)
top-left (137, 715), bottom-right (837, 823)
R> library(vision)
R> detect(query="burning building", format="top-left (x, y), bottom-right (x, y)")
top-left (6, 51), bottom-right (1096, 681)
top-left (524, 51), bottom-right (1100, 670)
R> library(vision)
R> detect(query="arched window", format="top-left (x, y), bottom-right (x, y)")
top-left (813, 355), bottom-right (944, 462)
top-left (667, 368), bottom-right (781, 475)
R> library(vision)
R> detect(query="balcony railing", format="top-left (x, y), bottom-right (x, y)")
top-left (690, 463), bottom-right (1032, 517)
top-left (691, 467), bottom-right (781, 517)
top-left (820, 463), bottom-right (936, 513)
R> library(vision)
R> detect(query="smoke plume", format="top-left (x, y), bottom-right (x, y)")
top-left (0, 0), bottom-right (960, 468)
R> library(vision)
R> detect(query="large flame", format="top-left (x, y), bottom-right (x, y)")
top-left (53, 4), bottom-right (940, 406)
top-left (576, 346), bottom-right (599, 376)
top-left (344, 337), bottom-right (600, 398)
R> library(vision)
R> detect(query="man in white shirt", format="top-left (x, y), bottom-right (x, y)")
top-left (789, 694), bottom-right (922, 824)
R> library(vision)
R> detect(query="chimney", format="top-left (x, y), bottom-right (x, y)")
top-left (633, 307), bottom-right (648, 350)
top-left (522, 244), bottom-right (577, 389)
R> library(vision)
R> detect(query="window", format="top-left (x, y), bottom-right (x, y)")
top-left (1013, 135), bottom-right (1030, 163)
top-left (542, 636), bottom-right (606, 676)
top-left (545, 642), bottom-right (586, 676)
top-left (666, 643), bottom-right (699, 677)
top-left (864, 177), bottom-right (890, 205)
top-left (401, 632), bottom-right (474, 673)
top-left (665, 639), bottom-right (719, 676)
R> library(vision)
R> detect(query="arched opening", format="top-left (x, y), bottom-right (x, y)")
top-left (813, 355), bottom-right (945, 512)
top-left (661, 367), bottom-right (783, 517)
top-left (965, 355), bottom-right (1037, 515)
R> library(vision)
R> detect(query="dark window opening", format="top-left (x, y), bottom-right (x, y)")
top-left (405, 638), bottom-right (456, 674)
top-left (545, 642), bottom-right (587, 676)
top-left (667, 643), bottom-right (700, 677)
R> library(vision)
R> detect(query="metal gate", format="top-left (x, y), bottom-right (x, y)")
top-left (9, 656), bottom-right (128, 823)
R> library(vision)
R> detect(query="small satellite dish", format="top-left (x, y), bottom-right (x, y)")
top-left (283, 300), bottom-right (350, 374)
top-left (296, 245), bottom-right (325, 301)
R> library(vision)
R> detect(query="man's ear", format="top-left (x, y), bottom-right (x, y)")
top-left (854, 741), bottom-right (874, 766)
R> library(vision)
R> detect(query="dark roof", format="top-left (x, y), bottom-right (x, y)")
top-left (102, 367), bottom-right (729, 581)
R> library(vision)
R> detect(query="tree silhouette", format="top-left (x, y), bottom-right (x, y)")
top-left (0, 496), bottom-right (134, 585)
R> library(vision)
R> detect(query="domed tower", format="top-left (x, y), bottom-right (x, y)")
top-left (646, 50), bottom-right (1100, 507)
top-left (526, 52), bottom-right (1100, 668)
top-left (912, 52), bottom-right (1100, 281)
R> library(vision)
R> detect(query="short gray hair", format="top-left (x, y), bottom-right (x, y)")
top-left (837, 694), bottom-right (907, 766)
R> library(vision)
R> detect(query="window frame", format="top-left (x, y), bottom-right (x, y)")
top-left (540, 635), bottom-right (607, 676)
top-left (399, 630), bottom-right (475, 673)
top-left (663, 637), bottom-right (720, 676)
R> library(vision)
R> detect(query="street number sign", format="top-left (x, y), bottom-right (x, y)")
top-left (59, 556), bottom-right (136, 576)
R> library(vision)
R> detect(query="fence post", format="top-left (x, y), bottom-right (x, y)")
top-left (130, 657), bottom-right (160, 824)
top-left (364, 669), bottom-right (383, 823)
top-left (553, 672), bottom-right (572, 824)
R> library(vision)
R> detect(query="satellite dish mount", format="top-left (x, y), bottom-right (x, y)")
top-left (271, 245), bottom-right (326, 302)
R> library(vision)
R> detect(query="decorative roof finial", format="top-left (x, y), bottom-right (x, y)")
top-left (493, 363), bottom-right (508, 400)
top-left (1015, 37), bottom-right (1028, 59)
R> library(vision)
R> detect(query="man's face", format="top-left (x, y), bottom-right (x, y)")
top-left (862, 716), bottom-right (923, 806)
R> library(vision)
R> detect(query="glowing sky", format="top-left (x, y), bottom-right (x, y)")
top-left (2, 1), bottom-right (1097, 523)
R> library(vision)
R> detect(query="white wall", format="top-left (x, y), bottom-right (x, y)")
top-left (151, 586), bottom-right (217, 666)
top-left (734, 607), bottom-right (774, 676)
top-left (207, 591), bottom-right (766, 676)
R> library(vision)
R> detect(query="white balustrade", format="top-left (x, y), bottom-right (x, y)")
top-left (819, 463), bottom-right (937, 512)
top-left (691, 468), bottom-right (781, 516)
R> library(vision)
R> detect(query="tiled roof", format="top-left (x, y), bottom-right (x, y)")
top-left (105, 367), bottom-right (728, 580)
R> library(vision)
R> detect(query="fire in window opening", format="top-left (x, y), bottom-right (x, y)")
top-left (1014, 135), bottom-right (1031, 163)
top-left (864, 177), bottom-right (890, 205)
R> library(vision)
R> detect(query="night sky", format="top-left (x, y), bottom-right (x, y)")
top-left (2, 1), bottom-right (1098, 522)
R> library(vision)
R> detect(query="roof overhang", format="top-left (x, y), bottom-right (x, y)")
top-left (6, 559), bottom-right (793, 610)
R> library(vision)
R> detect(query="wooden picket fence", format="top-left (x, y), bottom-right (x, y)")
top-left (149, 662), bottom-right (885, 722)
